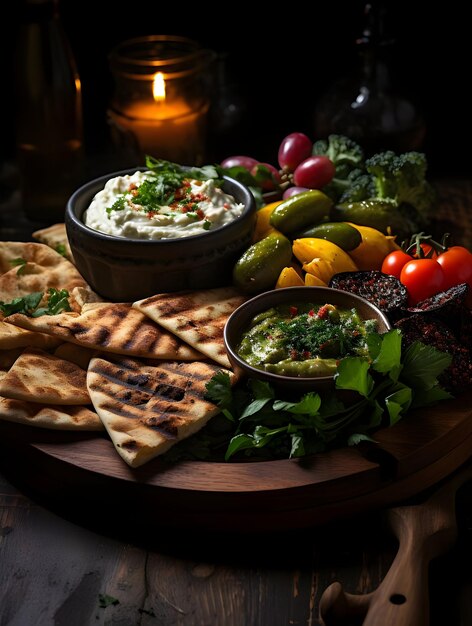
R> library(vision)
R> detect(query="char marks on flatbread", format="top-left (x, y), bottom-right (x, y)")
top-left (5, 303), bottom-right (203, 360)
top-left (0, 348), bottom-right (89, 405)
top-left (87, 355), bottom-right (226, 467)
top-left (133, 287), bottom-right (247, 368)
top-left (0, 242), bottom-right (89, 311)
top-left (0, 396), bottom-right (103, 431)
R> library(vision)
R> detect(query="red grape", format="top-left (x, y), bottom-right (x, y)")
top-left (293, 156), bottom-right (335, 189)
top-left (282, 186), bottom-right (309, 200)
top-left (278, 133), bottom-right (312, 172)
top-left (251, 162), bottom-right (281, 191)
top-left (220, 156), bottom-right (258, 170)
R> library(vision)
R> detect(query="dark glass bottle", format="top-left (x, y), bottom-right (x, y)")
top-left (313, 3), bottom-right (425, 154)
top-left (15, 0), bottom-right (84, 223)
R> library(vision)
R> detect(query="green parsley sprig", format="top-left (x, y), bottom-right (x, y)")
top-left (0, 288), bottom-right (71, 318)
top-left (106, 157), bottom-right (224, 216)
top-left (200, 329), bottom-right (452, 461)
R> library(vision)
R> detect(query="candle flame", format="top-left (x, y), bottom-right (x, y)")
top-left (153, 72), bottom-right (166, 102)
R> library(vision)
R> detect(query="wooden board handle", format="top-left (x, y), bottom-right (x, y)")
top-left (320, 465), bottom-right (471, 626)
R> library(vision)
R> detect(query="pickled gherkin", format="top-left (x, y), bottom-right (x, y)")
top-left (269, 190), bottom-right (332, 235)
top-left (296, 222), bottom-right (362, 251)
top-left (233, 232), bottom-right (292, 293)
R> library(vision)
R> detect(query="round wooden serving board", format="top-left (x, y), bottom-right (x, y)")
top-left (0, 389), bottom-right (471, 532)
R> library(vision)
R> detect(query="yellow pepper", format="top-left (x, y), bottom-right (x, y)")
top-left (304, 273), bottom-right (328, 287)
top-left (252, 201), bottom-right (283, 242)
top-left (275, 266), bottom-right (305, 288)
top-left (293, 238), bottom-right (358, 273)
top-left (347, 223), bottom-right (401, 270)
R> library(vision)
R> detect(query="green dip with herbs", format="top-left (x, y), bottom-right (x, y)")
top-left (237, 302), bottom-right (377, 377)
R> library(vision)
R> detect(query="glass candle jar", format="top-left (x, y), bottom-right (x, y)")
top-left (108, 36), bottom-right (216, 166)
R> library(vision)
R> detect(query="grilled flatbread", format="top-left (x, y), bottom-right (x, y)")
top-left (87, 355), bottom-right (227, 467)
top-left (32, 223), bottom-right (73, 262)
top-left (0, 348), bottom-right (89, 405)
top-left (0, 348), bottom-right (23, 370)
top-left (0, 242), bottom-right (89, 311)
top-left (5, 303), bottom-right (203, 360)
top-left (133, 287), bottom-right (247, 368)
top-left (53, 343), bottom-right (95, 369)
top-left (0, 396), bottom-right (103, 431)
top-left (0, 320), bottom-right (62, 350)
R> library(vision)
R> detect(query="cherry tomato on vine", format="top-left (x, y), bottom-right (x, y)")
top-left (381, 250), bottom-right (412, 279)
top-left (437, 246), bottom-right (472, 290)
top-left (400, 259), bottom-right (445, 305)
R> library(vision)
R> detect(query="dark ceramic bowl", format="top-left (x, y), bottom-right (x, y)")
top-left (224, 286), bottom-right (391, 395)
top-left (65, 168), bottom-right (256, 301)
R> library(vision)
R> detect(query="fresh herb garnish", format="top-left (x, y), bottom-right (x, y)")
top-left (217, 164), bottom-right (264, 208)
top-left (106, 195), bottom-right (127, 215)
top-left (201, 330), bottom-right (452, 461)
top-left (98, 594), bottom-right (119, 608)
top-left (0, 288), bottom-right (71, 318)
top-left (106, 158), bottom-right (224, 216)
top-left (0, 292), bottom-right (43, 316)
top-left (9, 257), bottom-right (27, 276)
top-left (55, 243), bottom-right (67, 257)
top-left (203, 220), bottom-right (212, 230)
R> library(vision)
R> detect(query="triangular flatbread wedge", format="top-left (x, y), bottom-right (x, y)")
top-left (0, 347), bottom-right (89, 405)
top-left (5, 303), bottom-right (203, 360)
top-left (87, 355), bottom-right (228, 467)
top-left (0, 348), bottom-right (23, 370)
top-left (0, 242), bottom-right (89, 311)
top-left (0, 396), bottom-right (103, 431)
top-left (0, 319), bottom-right (62, 350)
top-left (133, 287), bottom-right (247, 368)
top-left (32, 223), bottom-right (73, 262)
top-left (54, 343), bottom-right (95, 370)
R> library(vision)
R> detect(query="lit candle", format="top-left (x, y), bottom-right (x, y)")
top-left (108, 72), bottom-right (208, 164)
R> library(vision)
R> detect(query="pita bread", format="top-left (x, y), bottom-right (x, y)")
top-left (54, 343), bottom-right (95, 369)
top-left (133, 287), bottom-right (247, 368)
top-left (70, 286), bottom-right (104, 309)
top-left (0, 348), bottom-right (89, 405)
top-left (0, 242), bottom-right (89, 311)
top-left (5, 302), bottom-right (203, 360)
top-left (87, 355), bottom-right (228, 467)
top-left (0, 320), bottom-right (62, 350)
top-left (0, 348), bottom-right (23, 369)
top-left (32, 223), bottom-right (73, 262)
top-left (0, 396), bottom-right (103, 431)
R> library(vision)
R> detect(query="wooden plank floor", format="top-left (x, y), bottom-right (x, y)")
top-left (1, 469), bottom-right (471, 626)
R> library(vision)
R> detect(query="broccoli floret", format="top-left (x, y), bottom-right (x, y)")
top-left (365, 150), bottom-right (436, 217)
top-left (312, 134), bottom-right (364, 168)
top-left (339, 174), bottom-right (376, 203)
top-left (312, 135), bottom-right (365, 201)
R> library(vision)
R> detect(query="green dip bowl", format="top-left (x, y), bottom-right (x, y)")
top-left (224, 286), bottom-right (391, 394)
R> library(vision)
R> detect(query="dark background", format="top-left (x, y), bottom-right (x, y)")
top-left (3, 0), bottom-right (471, 178)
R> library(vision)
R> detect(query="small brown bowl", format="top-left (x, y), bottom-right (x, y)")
top-left (224, 286), bottom-right (391, 395)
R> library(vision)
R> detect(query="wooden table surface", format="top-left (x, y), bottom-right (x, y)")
top-left (0, 176), bottom-right (471, 625)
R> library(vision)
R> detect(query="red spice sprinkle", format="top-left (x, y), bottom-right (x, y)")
top-left (303, 351), bottom-right (311, 359)
top-left (317, 305), bottom-right (330, 319)
top-left (196, 208), bottom-right (205, 220)
top-left (127, 183), bottom-right (137, 191)
top-left (308, 309), bottom-right (315, 317)
top-left (290, 348), bottom-right (299, 360)
top-left (223, 202), bottom-right (230, 209)
top-left (289, 306), bottom-right (298, 317)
